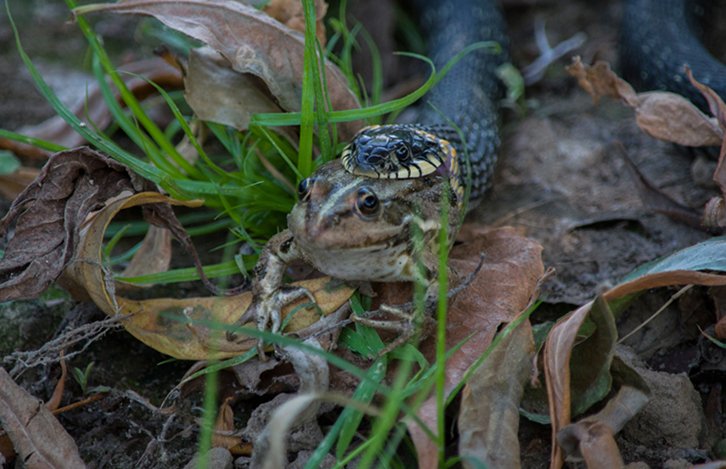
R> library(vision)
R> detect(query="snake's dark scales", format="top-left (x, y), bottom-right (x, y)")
top-left (405, 0), bottom-right (724, 206)
top-left (621, 0), bottom-right (726, 109)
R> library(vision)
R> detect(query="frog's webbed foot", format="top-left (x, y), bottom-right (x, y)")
top-left (353, 292), bottom-right (437, 356)
top-left (352, 259), bottom-right (486, 356)
top-left (247, 285), bottom-right (316, 358)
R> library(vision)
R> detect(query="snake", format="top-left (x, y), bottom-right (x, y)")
top-left (621, 0), bottom-right (726, 107)
top-left (341, 0), bottom-right (510, 210)
top-left (345, 0), bottom-right (726, 210)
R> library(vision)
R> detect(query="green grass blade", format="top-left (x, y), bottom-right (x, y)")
top-left (252, 51), bottom-right (436, 128)
top-left (334, 358), bottom-right (387, 459)
top-left (297, 0), bottom-right (318, 177)
top-left (0, 129), bottom-right (66, 153)
top-left (69, 0), bottom-right (198, 177)
top-left (90, 55), bottom-right (181, 176)
top-left (117, 259), bottom-right (249, 285)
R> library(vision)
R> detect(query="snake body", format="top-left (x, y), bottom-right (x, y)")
top-left (621, 0), bottom-right (726, 106)
top-left (342, 0), bottom-right (509, 210)
top-left (344, 0), bottom-right (726, 217)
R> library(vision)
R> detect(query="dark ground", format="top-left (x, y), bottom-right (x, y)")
top-left (1, 0), bottom-right (725, 467)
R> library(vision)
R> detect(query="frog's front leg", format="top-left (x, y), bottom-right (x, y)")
top-left (228, 229), bottom-right (315, 357)
top-left (355, 230), bottom-right (443, 352)
top-left (354, 276), bottom-right (440, 354)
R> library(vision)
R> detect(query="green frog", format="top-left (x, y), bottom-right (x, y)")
top-left (232, 125), bottom-right (469, 352)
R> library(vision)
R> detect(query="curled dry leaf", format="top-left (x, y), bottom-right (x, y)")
top-left (557, 361), bottom-right (649, 468)
top-left (0, 58), bottom-right (182, 159)
top-left (684, 67), bottom-right (726, 229)
top-left (62, 191), bottom-right (354, 359)
top-left (544, 237), bottom-right (726, 469)
top-left (567, 57), bottom-right (723, 147)
top-left (76, 0), bottom-right (361, 139)
top-left (0, 368), bottom-right (86, 468)
top-left (557, 421), bottom-right (623, 469)
top-left (119, 225), bottom-right (172, 281)
top-left (0, 147), bottom-right (144, 301)
top-left (404, 226), bottom-right (545, 469)
top-left (544, 297), bottom-right (619, 468)
top-left (212, 397), bottom-right (241, 450)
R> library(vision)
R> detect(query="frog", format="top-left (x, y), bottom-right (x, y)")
top-left (230, 124), bottom-right (469, 355)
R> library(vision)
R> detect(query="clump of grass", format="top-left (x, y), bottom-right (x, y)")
top-left (3, 0), bottom-right (441, 285)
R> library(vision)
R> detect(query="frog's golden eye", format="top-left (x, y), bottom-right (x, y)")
top-left (297, 177), bottom-right (313, 201)
top-left (355, 187), bottom-right (380, 218)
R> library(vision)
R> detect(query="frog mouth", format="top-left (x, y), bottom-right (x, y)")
top-left (298, 228), bottom-right (407, 253)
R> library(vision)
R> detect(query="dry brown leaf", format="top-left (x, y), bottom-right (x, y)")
top-left (45, 355), bottom-right (68, 412)
top-left (543, 300), bottom-right (590, 469)
top-left (544, 297), bottom-right (644, 469)
top-left (0, 58), bottom-right (182, 159)
top-left (545, 267), bottom-right (726, 469)
top-left (185, 47), bottom-right (283, 131)
top-left (567, 58), bottom-right (638, 106)
top-left (0, 368), bottom-right (86, 468)
top-left (603, 270), bottom-right (726, 301)
top-left (212, 397), bottom-right (241, 450)
top-left (567, 57), bottom-right (723, 147)
top-left (557, 384), bottom-right (648, 468)
top-left (458, 320), bottom-right (535, 468)
top-left (686, 67), bottom-right (726, 127)
top-left (557, 421), bottom-right (622, 469)
top-left (0, 145), bottom-right (237, 301)
top-left (634, 91), bottom-right (722, 146)
top-left (62, 191), bottom-right (353, 359)
top-left (0, 166), bottom-right (40, 200)
top-left (618, 145), bottom-right (703, 228)
top-left (404, 226), bottom-right (545, 469)
top-left (264, 0), bottom-right (327, 45)
top-left (685, 67), bottom-right (726, 230)
top-left (76, 0), bottom-right (361, 140)
top-left (0, 147), bottom-right (144, 301)
top-left (119, 225), bottom-right (172, 281)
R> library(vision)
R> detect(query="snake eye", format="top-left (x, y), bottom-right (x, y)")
top-left (395, 145), bottom-right (410, 161)
top-left (355, 187), bottom-right (380, 217)
top-left (297, 177), bottom-right (313, 201)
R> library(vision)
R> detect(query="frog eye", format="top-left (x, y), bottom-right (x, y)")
top-left (297, 177), bottom-right (314, 201)
top-left (355, 187), bottom-right (380, 218)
